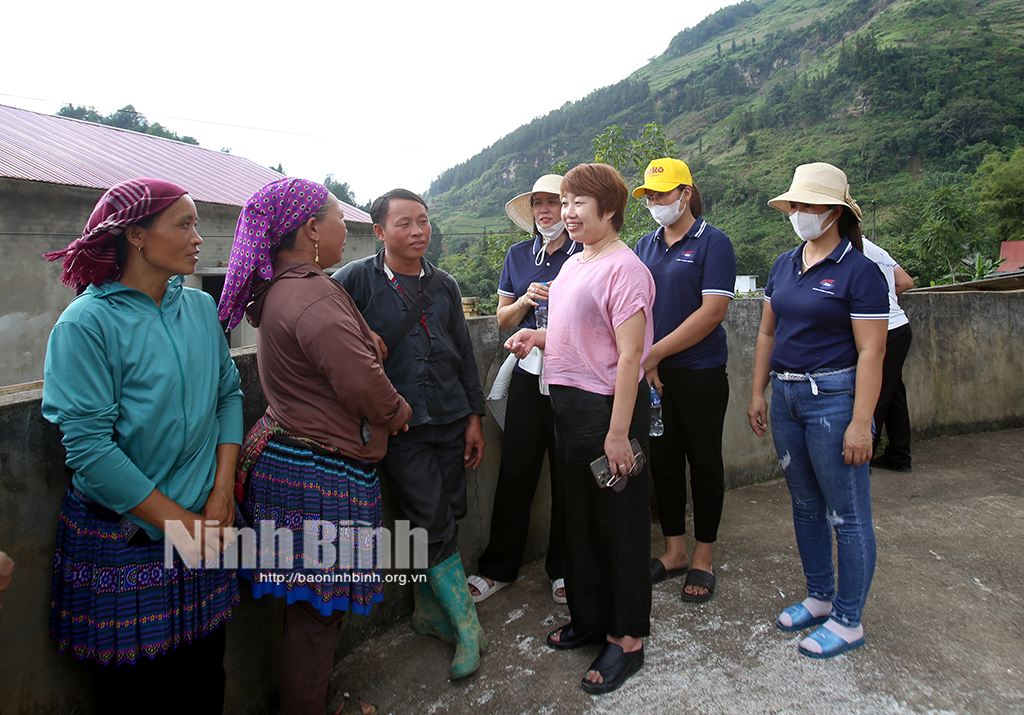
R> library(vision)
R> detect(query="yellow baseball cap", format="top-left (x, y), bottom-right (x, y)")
top-left (632, 158), bottom-right (693, 198)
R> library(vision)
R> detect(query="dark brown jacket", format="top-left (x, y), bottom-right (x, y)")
top-left (247, 261), bottom-right (408, 461)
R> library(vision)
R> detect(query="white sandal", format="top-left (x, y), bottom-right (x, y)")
top-left (466, 574), bottom-right (510, 603)
top-left (551, 578), bottom-right (566, 604)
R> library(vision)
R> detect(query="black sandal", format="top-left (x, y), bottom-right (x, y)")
top-left (581, 642), bottom-right (645, 694)
top-left (680, 567), bottom-right (716, 602)
top-left (546, 622), bottom-right (605, 650)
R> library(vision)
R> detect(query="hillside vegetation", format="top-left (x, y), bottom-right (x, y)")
top-left (425, 0), bottom-right (1024, 295)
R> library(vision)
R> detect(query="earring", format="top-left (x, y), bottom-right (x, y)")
top-left (314, 241), bottom-right (320, 265)
top-left (137, 244), bottom-right (143, 267)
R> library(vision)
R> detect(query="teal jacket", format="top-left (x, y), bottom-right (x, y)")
top-left (42, 277), bottom-right (244, 539)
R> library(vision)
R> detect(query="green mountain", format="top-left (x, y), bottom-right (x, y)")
top-left (425, 0), bottom-right (1024, 287)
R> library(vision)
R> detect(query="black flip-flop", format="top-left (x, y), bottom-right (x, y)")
top-left (649, 557), bottom-right (688, 585)
top-left (581, 642), bottom-right (645, 694)
top-left (680, 568), bottom-right (716, 602)
top-left (546, 622), bottom-right (605, 650)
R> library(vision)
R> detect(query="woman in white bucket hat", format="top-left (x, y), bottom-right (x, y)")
top-left (468, 174), bottom-right (580, 605)
top-left (748, 162), bottom-right (889, 659)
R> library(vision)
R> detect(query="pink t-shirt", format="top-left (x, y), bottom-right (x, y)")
top-left (544, 246), bottom-right (655, 396)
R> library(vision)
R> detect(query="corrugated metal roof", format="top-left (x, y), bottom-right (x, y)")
top-left (999, 240), bottom-right (1024, 272)
top-left (907, 269), bottom-right (1024, 292)
top-left (0, 104), bottom-right (371, 223)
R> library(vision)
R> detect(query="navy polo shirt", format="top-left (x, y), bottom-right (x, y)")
top-left (497, 235), bottom-right (581, 330)
top-left (764, 238), bottom-right (889, 373)
top-left (634, 218), bottom-right (737, 370)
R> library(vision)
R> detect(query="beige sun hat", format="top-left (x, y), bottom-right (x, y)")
top-left (767, 162), bottom-right (863, 220)
top-left (505, 174), bottom-right (563, 234)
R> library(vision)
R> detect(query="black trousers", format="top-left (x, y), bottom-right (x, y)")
top-left (382, 418), bottom-right (468, 566)
top-left (478, 370), bottom-right (564, 582)
top-left (650, 364), bottom-right (729, 543)
top-left (550, 384), bottom-right (651, 639)
top-left (89, 624), bottom-right (226, 715)
top-left (873, 323), bottom-right (913, 468)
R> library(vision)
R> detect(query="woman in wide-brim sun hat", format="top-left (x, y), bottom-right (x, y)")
top-left (468, 173), bottom-right (580, 607)
top-left (748, 162), bottom-right (889, 660)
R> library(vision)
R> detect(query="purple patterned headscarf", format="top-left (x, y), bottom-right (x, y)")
top-left (44, 178), bottom-right (188, 292)
top-left (217, 178), bottom-right (330, 329)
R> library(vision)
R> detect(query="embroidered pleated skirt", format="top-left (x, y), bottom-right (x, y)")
top-left (239, 437), bottom-right (384, 615)
top-left (50, 489), bottom-right (239, 665)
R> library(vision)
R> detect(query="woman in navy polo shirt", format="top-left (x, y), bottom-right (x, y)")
top-left (747, 163), bottom-right (889, 659)
top-left (633, 158), bottom-right (736, 603)
top-left (468, 174), bottom-right (580, 605)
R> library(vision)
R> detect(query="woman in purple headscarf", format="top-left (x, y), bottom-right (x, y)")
top-left (219, 178), bottom-right (410, 715)
top-left (41, 178), bottom-right (244, 713)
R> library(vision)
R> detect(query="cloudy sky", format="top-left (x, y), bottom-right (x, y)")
top-left (3, 0), bottom-right (737, 203)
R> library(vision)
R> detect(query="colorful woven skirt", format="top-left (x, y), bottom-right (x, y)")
top-left (239, 438), bottom-right (384, 616)
top-left (50, 489), bottom-right (239, 666)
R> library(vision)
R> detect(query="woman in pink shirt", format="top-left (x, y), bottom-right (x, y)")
top-left (506, 163), bottom-right (655, 695)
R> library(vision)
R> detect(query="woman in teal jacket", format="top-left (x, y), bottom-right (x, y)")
top-left (42, 178), bottom-right (243, 714)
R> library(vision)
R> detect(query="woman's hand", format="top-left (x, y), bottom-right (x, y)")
top-left (604, 432), bottom-right (636, 478)
top-left (505, 329), bottom-right (544, 358)
top-left (519, 281), bottom-right (551, 310)
top-left (843, 420), bottom-right (873, 466)
top-left (202, 488), bottom-right (234, 528)
top-left (645, 365), bottom-right (663, 397)
top-left (165, 510), bottom-right (235, 568)
top-left (748, 394), bottom-right (768, 437)
top-left (390, 402), bottom-right (413, 435)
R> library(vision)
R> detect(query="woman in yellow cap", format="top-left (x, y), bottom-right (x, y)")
top-left (633, 158), bottom-right (736, 603)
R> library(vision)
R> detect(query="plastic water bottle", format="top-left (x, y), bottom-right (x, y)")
top-left (649, 384), bottom-right (664, 437)
top-left (534, 282), bottom-right (549, 329)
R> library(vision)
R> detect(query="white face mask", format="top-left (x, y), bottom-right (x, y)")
top-left (789, 210), bottom-right (837, 241)
top-left (537, 221), bottom-right (565, 240)
top-left (534, 221), bottom-right (566, 266)
top-left (648, 201), bottom-right (687, 228)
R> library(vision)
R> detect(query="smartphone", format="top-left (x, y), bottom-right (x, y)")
top-left (590, 439), bottom-right (645, 492)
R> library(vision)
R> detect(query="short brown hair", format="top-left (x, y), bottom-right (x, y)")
top-left (561, 163), bottom-right (629, 232)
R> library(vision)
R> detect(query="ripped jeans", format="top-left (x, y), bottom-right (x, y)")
top-left (770, 369), bottom-right (875, 628)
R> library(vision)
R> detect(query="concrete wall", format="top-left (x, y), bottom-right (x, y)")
top-left (0, 291), bottom-right (1021, 713)
top-left (0, 178), bottom-right (377, 386)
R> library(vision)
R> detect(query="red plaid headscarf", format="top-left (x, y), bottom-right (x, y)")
top-left (44, 178), bottom-right (188, 292)
top-left (217, 178), bottom-right (330, 330)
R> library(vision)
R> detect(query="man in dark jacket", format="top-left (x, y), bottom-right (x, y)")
top-left (333, 188), bottom-right (487, 680)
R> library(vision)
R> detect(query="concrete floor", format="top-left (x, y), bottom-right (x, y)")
top-left (330, 429), bottom-right (1024, 715)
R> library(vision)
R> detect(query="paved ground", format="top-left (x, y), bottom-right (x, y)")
top-left (331, 429), bottom-right (1024, 715)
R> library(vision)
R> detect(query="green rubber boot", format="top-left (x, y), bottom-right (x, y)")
top-left (411, 578), bottom-right (455, 645)
top-left (427, 552), bottom-right (487, 679)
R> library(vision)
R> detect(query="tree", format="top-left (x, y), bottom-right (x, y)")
top-left (323, 175), bottom-right (368, 211)
top-left (55, 104), bottom-right (198, 145)
top-left (974, 146), bottom-right (1024, 243)
top-left (591, 123), bottom-right (677, 245)
top-left (913, 183), bottom-right (986, 284)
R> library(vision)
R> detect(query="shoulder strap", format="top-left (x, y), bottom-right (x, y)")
top-left (384, 268), bottom-right (448, 352)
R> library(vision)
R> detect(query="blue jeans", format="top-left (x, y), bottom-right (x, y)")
top-left (770, 370), bottom-right (876, 628)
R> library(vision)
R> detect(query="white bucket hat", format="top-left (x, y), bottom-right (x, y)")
top-left (505, 174), bottom-right (563, 234)
top-left (768, 162), bottom-right (863, 220)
